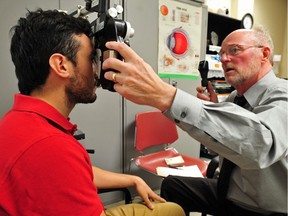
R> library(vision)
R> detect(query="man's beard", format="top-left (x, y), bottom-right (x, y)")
top-left (65, 73), bottom-right (97, 105)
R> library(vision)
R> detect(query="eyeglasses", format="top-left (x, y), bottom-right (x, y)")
top-left (218, 44), bottom-right (264, 60)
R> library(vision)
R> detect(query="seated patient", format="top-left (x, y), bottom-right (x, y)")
top-left (0, 9), bottom-right (185, 216)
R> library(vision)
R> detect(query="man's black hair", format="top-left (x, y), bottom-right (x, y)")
top-left (10, 9), bottom-right (93, 95)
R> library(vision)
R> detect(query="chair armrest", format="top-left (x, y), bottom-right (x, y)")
top-left (206, 156), bottom-right (219, 179)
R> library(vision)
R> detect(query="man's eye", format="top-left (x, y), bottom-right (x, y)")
top-left (230, 47), bottom-right (240, 55)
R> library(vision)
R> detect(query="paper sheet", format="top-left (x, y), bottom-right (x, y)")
top-left (156, 165), bottom-right (204, 178)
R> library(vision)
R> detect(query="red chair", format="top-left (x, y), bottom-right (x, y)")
top-left (133, 110), bottom-right (208, 177)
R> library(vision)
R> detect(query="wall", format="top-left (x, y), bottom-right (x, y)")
top-left (205, 0), bottom-right (231, 14)
top-left (206, 0), bottom-right (287, 78)
top-left (254, 0), bottom-right (287, 78)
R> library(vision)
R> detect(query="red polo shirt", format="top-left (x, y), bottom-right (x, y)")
top-left (0, 94), bottom-right (104, 216)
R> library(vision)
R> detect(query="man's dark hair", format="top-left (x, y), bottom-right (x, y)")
top-left (10, 9), bottom-right (93, 95)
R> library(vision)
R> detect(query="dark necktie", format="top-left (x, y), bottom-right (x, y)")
top-left (217, 95), bottom-right (247, 215)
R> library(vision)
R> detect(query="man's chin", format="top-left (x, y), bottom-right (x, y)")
top-left (86, 95), bottom-right (97, 104)
top-left (77, 94), bottom-right (97, 104)
top-left (92, 95), bottom-right (97, 103)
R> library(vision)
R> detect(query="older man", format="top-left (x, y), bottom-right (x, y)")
top-left (103, 26), bottom-right (287, 215)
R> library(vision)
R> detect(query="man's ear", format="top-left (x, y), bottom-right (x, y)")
top-left (49, 53), bottom-right (71, 78)
top-left (261, 46), bottom-right (271, 63)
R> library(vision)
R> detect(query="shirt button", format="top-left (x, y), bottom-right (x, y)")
top-left (180, 112), bottom-right (187, 118)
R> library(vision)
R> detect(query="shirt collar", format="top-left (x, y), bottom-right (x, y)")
top-left (243, 70), bottom-right (277, 108)
top-left (12, 94), bottom-right (77, 135)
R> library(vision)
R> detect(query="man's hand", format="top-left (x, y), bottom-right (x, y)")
top-left (133, 176), bottom-right (166, 210)
top-left (92, 166), bottom-right (165, 210)
top-left (196, 81), bottom-right (218, 103)
top-left (103, 41), bottom-right (176, 112)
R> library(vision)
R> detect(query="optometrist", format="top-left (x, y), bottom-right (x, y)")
top-left (103, 26), bottom-right (288, 216)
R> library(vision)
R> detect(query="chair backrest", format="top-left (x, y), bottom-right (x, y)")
top-left (135, 110), bottom-right (178, 152)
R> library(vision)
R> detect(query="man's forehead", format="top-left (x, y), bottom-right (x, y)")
top-left (76, 34), bottom-right (93, 51)
top-left (222, 31), bottom-right (253, 46)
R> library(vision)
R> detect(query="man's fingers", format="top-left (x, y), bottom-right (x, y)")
top-left (105, 41), bottom-right (139, 62)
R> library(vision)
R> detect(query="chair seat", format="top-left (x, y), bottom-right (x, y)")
top-left (134, 148), bottom-right (208, 176)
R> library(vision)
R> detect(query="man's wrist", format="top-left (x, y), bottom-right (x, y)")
top-left (158, 86), bottom-right (177, 112)
top-left (131, 175), bottom-right (143, 187)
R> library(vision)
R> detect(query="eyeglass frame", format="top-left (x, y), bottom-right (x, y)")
top-left (217, 44), bottom-right (264, 61)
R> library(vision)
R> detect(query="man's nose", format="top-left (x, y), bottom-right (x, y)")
top-left (220, 52), bottom-right (230, 63)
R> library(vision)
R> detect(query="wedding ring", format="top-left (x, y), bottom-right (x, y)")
top-left (112, 73), bottom-right (117, 82)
